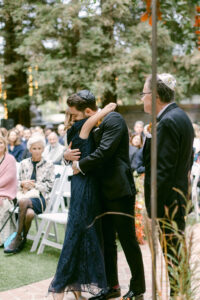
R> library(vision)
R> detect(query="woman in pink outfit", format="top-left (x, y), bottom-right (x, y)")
top-left (0, 135), bottom-right (17, 246)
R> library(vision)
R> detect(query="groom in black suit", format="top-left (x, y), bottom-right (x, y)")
top-left (141, 74), bottom-right (194, 297)
top-left (65, 90), bottom-right (145, 300)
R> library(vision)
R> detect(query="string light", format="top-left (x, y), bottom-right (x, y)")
top-left (28, 65), bottom-right (39, 95)
top-left (3, 91), bottom-right (8, 119)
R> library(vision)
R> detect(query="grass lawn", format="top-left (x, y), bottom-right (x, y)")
top-left (0, 221), bottom-right (65, 292)
top-left (0, 218), bottom-right (123, 292)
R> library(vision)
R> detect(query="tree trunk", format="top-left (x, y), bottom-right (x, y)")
top-left (3, 11), bottom-right (30, 127)
top-left (100, 0), bottom-right (117, 107)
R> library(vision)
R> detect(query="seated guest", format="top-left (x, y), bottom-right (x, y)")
top-left (22, 128), bottom-right (31, 149)
top-left (57, 124), bottom-right (65, 145)
top-left (133, 148), bottom-right (145, 175)
top-left (32, 126), bottom-right (44, 135)
top-left (43, 132), bottom-right (64, 164)
top-left (4, 134), bottom-right (55, 253)
top-left (21, 129), bottom-right (32, 160)
top-left (193, 123), bottom-right (200, 154)
top-left (0, 136), bottom-right (17, 246)
top-left (133, 120), bottom-right (145, 140)
top-left (8, 129), bottom-right (24, 162)
top-left (15, 124), bottom-right (24, 142)
top-left (44, 124), bottom-right (54, 143)
top-left (129, 134), bottom-right (143, 171)
top-left (21, 147), bottom-right (32, 160)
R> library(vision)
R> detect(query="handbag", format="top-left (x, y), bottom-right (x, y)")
top-left (17, 188), bottom-right (40, 201)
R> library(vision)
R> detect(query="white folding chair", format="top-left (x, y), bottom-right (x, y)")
top-left (191, 163), bottom-right (200, 221)
top-left (30, 177), bottom-right (61, 252)
top-left (36, 166), bottom-right (71, 254)
top-left (29, 164), bottom-right (69, 247)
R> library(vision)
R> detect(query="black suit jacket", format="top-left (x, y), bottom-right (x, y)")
top-left (143, 103), bottom-right (194, 218)
top-left (79, 112), bottom-right (136, 200)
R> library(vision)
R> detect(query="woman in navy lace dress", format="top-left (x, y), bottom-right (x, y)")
top-left (49, 103), bottom-right (117, 300)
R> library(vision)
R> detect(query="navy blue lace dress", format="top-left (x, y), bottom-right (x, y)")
top-left (49, 119), bottom-right (107, 295)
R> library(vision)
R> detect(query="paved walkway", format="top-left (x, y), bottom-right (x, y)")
top-left (1, 223), bottom-right (200, 300)
top-left (0, 242), bottom-right (169, 300)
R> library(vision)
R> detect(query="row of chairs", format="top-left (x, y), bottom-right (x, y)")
top-left (13, 164), bottom-right (72, 254)
top-left (12, 162), bottom-right (199, 253)
top-left (191, 162), bottom-right (200, 221)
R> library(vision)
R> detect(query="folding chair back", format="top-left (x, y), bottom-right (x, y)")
top-left (30, 166), bottom-right (71, 252)
top-left (191, 163), bottom-right (200, 221)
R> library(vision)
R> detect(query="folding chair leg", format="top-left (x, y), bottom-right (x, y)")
top-left (30, 219), bottom-right (47, 252)
top-left (53, 222), bottom-right (58, 243)
top-left (37, 221), bottom-right (53, 254)
top-left (34, 216), bottom-right (39, 231)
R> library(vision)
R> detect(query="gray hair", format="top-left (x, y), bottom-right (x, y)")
top-left (27, 134), bottom-right (46, 150)
top-left (146, 74), bottom-right (175, 103)
top-left (134, 120), bottom-right (144, 127)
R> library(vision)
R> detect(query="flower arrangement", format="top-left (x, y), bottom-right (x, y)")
top-left (134, 174), bottom-right (146, 245)
top-left (135, 201), bottom-right (145, 245)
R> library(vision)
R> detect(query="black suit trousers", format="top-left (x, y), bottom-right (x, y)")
top-left (102, 196), bottom-right (146, 294)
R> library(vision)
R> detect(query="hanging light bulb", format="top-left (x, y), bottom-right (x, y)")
top-left (28, 65), bottom-right (39, 95)
top-left (3, 91), bottom-right (8, 119)
top-left (28, 67), bottom-right (33, 96)
top-left (34, 81), bottom-right (38, 90)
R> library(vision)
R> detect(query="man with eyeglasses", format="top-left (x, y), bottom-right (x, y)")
top-left (141, 74), bottom-right (194, 298)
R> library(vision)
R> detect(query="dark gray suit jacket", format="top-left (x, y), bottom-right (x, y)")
top-left (143, 103), bottom-right (194, 218)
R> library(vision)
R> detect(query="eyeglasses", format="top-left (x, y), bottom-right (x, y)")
top-left (139, 92), bottom-right (152, 97)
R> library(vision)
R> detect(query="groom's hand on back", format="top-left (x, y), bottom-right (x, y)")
top-left (64, 141), bottom-right (81, 161)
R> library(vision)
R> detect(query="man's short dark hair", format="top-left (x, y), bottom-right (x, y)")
top-left (147, 75), bottom-right (175, 103)
top-left (67, 90), bottom-right (97, 111)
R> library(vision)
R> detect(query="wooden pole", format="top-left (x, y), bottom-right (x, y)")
top-left (151, 0), bottom-right (157, 299)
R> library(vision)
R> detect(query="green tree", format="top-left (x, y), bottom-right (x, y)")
top-left (0, 0), bottom-right (31, 125)
top-left (0, 0), bottom-right (199, 127)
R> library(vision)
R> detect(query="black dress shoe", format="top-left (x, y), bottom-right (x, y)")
top-left (89, 287), bottom-right (121, 300)
top-left (121, 290), bottom-right (144, 300)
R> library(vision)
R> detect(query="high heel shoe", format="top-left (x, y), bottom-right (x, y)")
top-left (72, 291), bottom-right (86, 300)
top-left (72, 291), bottom-right (79, 300)
top-left (52, 292), bottom-right (64, 300)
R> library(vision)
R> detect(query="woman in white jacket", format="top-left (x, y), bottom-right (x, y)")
top-left (4, 134), bottom-right (55, 254)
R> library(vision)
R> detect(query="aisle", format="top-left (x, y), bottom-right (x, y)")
top-left (0, 242), bottom-right (169, 300)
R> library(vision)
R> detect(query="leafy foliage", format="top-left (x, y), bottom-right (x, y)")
top-left (0, 0), bottom-right (199, 124)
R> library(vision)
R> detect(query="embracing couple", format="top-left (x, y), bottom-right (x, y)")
top-left (48, 90), bottom-right (145, 300)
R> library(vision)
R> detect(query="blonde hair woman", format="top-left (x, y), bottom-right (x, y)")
top-left (0, 136), bottom-right (17, 246)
